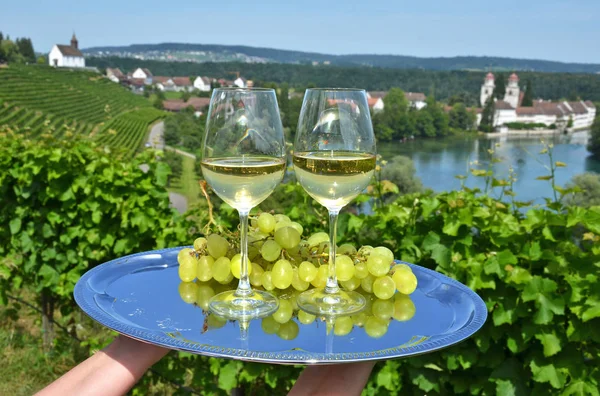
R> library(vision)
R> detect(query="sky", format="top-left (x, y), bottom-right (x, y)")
top-left (2, 0), bottom-right (600, 63)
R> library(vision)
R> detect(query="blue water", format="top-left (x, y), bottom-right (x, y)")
top-left (378, 131), bottom-right (600, 205)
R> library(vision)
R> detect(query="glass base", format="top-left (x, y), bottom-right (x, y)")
top-left (209, 290), bottom-right (279, 320)
top-left (297, 288), bottom-right (366, 316)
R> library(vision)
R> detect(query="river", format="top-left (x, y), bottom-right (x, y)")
top-left (377, 131), bottom-right (600, 205)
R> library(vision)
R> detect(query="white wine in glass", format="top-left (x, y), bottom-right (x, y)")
top-left (201, 88), bottom-right (286, 320)
top-left (293, 88), bottom-right (376, 316)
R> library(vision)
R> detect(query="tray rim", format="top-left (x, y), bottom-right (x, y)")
top-left (74, 246), bottom-right (488, 365)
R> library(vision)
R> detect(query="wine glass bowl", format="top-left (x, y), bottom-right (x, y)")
top-left (293, 88), bottom-right (376, 316)
top-left (201, 88), bottom-right (286, 319)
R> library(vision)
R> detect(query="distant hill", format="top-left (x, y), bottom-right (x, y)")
top-left (87, 57), bottom-right (600, 103)
top-left (83, 43), bottom-right (600, 74)
top-left (0, 65), bottom-right (163, 156)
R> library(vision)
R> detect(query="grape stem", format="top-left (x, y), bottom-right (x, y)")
top-left (199, 180), bottom-right (222, 234)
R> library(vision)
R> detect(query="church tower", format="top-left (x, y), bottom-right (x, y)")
top-left (71, 33), bottom-right (78, 50)
top-left (504, 73), bottom-right (520, 108)
top-left (480, 73), bottom-right (495, 106)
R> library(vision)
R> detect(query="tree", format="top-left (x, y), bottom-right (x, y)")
top-left (565, 173), bottom-right (600, 207)
top-left (587, 113), bottom-right (600, 157)
top-left (424, 95), bottom-right (449, 136)
top-left (16, 37), bottom-right (35, 63)
top-left (494, 73), bottom-right (506, 100)
top-left (181, 90), bottom-right (192, 102)
top-left (414, 109), bottom-right (436, 137)
top-left (522, 79), bottom-right (534, 106)
top-left (380, 155), bottom-right (423, 195)
top-left (37, 55), bottom-right (46, 64)
top-left (479, 96), bottom-right (495, 132)
top-left (449, 103), bottom-right (476, 131)
top-left (279, 83), bottom-right (290, 128)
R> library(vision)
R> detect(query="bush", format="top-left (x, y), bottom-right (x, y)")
top-left (565, 172), bottom-right (600, 207)
top-left (380, 155), bottom-right (423, 195)
top-left (504, 122), bottom-right (549, 130)
top-left (0, 130), bottom-right (192, 346)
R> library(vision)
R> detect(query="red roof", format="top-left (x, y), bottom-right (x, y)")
top-left (405, 92), bottom-right (426, 102)
top-left (153, 76), bottom-right (172, 84)
top-left (585, 100), bottom-right (596, 109)
top-left (509, 73), bottom-right (519, 81)
top-left (172, 77), bottom-right (191, 87)
top-left (367, 97), bottom-right (380, 107)
top-left (163, 97), bottom-right (210, 112)
top-left (368, 91), bottom-right (387, 99)
top-left (486, 72), bottom-right (495, 80)
top-left (494, 100), bottom-right (514, 110)
top-left (567, 101), bottom-right (589, 114)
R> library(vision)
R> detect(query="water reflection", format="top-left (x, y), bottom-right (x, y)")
top-left (378, 131), bottom-right (597, 205)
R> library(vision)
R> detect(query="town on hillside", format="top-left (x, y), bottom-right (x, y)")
top-left (45, 34), bottom-right (596, 133)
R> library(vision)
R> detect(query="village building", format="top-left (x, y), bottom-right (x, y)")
top-left (367, 91), bottom-right (428, 112)
top-left (48, 34), bottom-right (85, 68)
top-left (106, 68), bottom-right (124, 83)
top-left (193, 76), bottom-right (212, 92)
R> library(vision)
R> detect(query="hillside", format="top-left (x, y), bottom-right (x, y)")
top-left (0, 65), bottom-right (164, 156)
top-left (88, 57), bottom-right (600, 103)
top-left (83, 43), bottom-right (600, 73)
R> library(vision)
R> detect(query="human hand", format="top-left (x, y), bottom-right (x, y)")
top-left (288, 361), bottom-right (376, 396)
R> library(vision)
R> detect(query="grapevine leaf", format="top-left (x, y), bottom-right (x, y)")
top-left (522, 276), bottom-right (564, 324)
top-left (9, 218), bottom-right (21, 234)
top-left (529, 358), bottom-right (567, 389)
top-left (561, 380), bottom-right (600, 396)
top-left (535, 332), bottom-right (562, 357)
top-left (581, 304), bottom-right (600, 322)
top-left (217, 361), bottom-right (239, 391)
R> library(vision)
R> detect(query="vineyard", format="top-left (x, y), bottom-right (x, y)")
top-left (0, 65), bottom-right (165, 155)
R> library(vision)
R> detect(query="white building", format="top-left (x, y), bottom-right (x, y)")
top-left (106, 68), bottom-right (124, 83)
top-left (367, 91), bottom-right (428, 112)
top-left (478, 73), bottom-right (596, 130)
top-left (234, 77), bottom-right (247, 88)
top-left (405, 92), bottom-right (427, 110)
top-left (193, 76), bottom-right (212, 92)
top-left (132, 68), bottom-right (153, 85)
top-left (48, 34), bottom-right (85, 68)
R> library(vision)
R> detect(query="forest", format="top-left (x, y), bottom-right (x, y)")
top-left (88, 57), bottom-right (600, 102)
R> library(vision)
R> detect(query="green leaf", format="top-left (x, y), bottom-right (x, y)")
top-left (155, 162), bottom-right (171, 187)
top-left (442, 217), bottom-right (461, 236)
top-left (495, 380), bottom-right (517, 396)
top-left (581, 304), bottom-right (600, 322)
top-left (431, 244), bottom-right (451, 268)
top-left (217, 361), bottom-right (239, 391)
top-left (536, 175), bottom-right (553, 181)
top-left (507, 267), bottom-right (532, 284)
top-left (420, 197), bottom-right (440, 218)
top-left (9, 218), bottom-right (21, 234)
top-left (535, 332), bottom-right (562, 357)
top-left (498, 250), bottom-right (517, 265)
top-left (561, 380), bottom-right (600, 396)
top-left (347, 215), bottom-right (364, 233)
top-left (522, 276), bottom-right (564, 324)
top-left (530, 358), bottom-right (567, 389)
top-left (422, 231), bottom-right (440, 251)
top-left (542, 226), bottom-right (556, 241)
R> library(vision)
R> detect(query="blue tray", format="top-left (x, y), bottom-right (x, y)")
top-left (74, 247), bottom-right (487, 365)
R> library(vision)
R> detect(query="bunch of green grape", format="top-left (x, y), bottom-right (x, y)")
top-left (177, 212), bottom-right (418, 300)
top-left (178, 279), bottom-right (416, 341)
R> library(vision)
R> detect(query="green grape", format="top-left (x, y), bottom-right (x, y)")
top-left (207, 314), bottom-right (227, 329)
top-left (274, 214), bottom-right (291, 223)
top-left (289, 291), bottom-right (300, 311)
top-left (261, 271), bottom-right (275, 291)
top-left (338, 243), bottom-right (357, 256)
top-left (196, 255), bottom-right (214, 282)
top-left (361, 274), bottom-right (375, 293)
top-left (393, 294), bottom-right (416, 321)
top-left (207, 234), bottom-right (229, 259)
top-left (291, 269), bottom-right (310, 291)
top-left (249, 262), bottom-right (264, 287)
top-left (250, 218), bottom-right (258, 228)
top-left (196, 284), bottom-right (215, 310)
top-left (257, 213), bottom-right (276, 234)
top-left (358, 245), bottom-right (373, 256)
top-left (260, 240), bottom-right (282, 262)
top-left (272, 259), bottom-right (293, 289)
top-left (307, 232), bottom-right (329, 248)
top-left (335, 255), bottom-right (355, 281)
top-left (248, 245), bottom-right (259, 260)
top-left (177, 247), bottom-right (194, 263)
top-left (364, 316), bottom-right (388, 339)
top-left (372, 299), bottom-right (395, 320)
top-left (178, 281), bottom-right (198, 304)
top-left (277, 320), bottom-right (299, 340)
top-left (298, 310), bottom-right (316, 325)
top-left (212, 257), bottom-right (231, 283)
top-left (373, 246), bottom-right (394, 265)
top-left (178, 254), bottom-right (198, 282)
top-left (373, 276), bottom-right (396, 300)
top-left (298, 261), bottom-right (318, 282)
top-left (193, 237), bottom-right (208, 252)
top-left (272, 299), bottom-right (293, 324)
top-left (393, 270), bottom-right (418, 295)
top-left (367, 254), bottom-right (390, 277)
top-left (334, 316), bottom-right (354, 336)
top-left (354, 261), bottom-right (369, 279)
top-left (316, 241), bottom-right (330, 255)
top-left (288, 222), bottom-right (304, 236)
top-left (274, 227), bottom-right (301, 250)
top-left (392, 263), bottom-right (412, 274)
top-left (287, 245), bottom-right (301, 256)
top-left (221, 272), bottom-right (234, 284)
top-left (230, 254), bottom-right (252, 279)
top-left (340, 277), bottom-right (361, 291)
top-left (261, 316), bottom-right (280, 334)
top-left (311, 265), bottom-right (328, 288)
top-left (352, 312), bottom-right (369, 327)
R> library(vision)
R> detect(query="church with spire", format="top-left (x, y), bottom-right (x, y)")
top-left (480, 72), bottom-right (520, 108)
top-left (48, 33), bottom-right (85, 68)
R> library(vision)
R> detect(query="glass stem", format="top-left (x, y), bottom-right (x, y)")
top-left (235, 210), bottom-right (252, 297)
top-left (325, 210), bottom-right (340, 294)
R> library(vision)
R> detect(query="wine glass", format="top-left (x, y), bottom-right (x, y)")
top-left (201, 88), bottom-right (286, 319)
top-left (293, 88), bottom-right (376, 315)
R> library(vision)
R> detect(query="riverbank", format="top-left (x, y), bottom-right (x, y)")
top-left (479, 127), bottom-right (592, 138)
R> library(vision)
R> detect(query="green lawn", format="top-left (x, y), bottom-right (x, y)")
top-left (168, 155), bottom-right (201, 206)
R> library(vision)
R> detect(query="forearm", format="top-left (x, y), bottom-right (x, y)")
top-left (288, 361), bottom-right (375, 396)
top-left (37, 335), bottom-right (169, 396)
